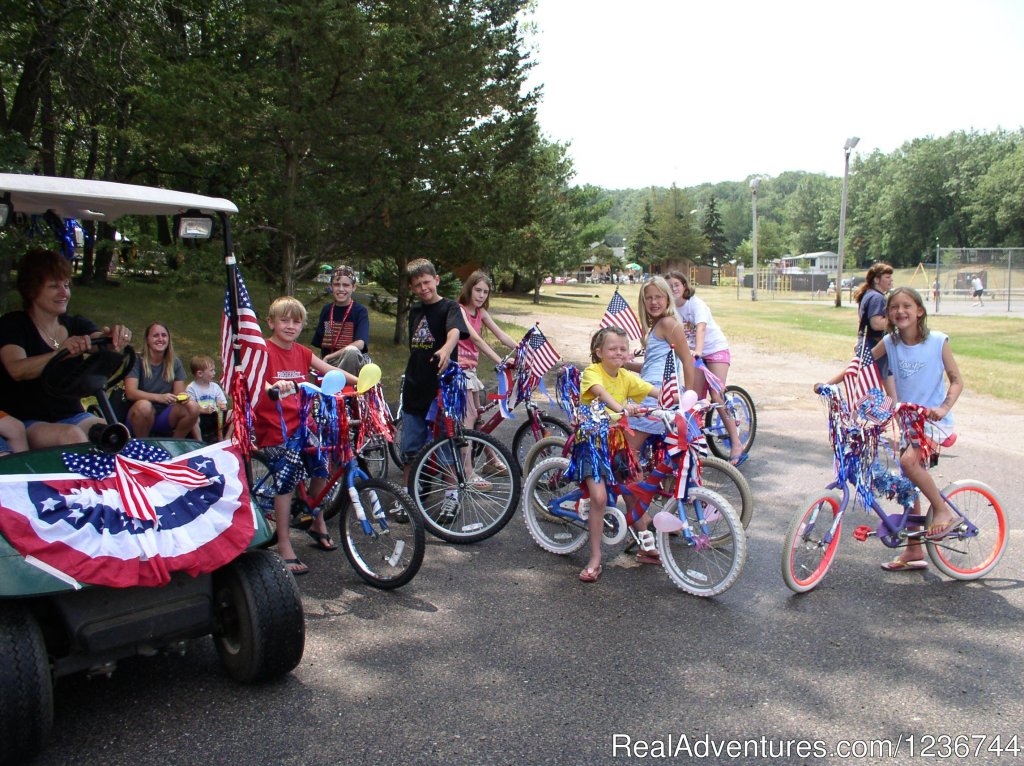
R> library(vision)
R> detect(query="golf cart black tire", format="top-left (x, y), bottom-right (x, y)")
top-left (0, 605), bottom-right (53, 766)
top-left (212, 550), bottom-right (305, 683)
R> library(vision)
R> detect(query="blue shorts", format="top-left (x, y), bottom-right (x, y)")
top-left (262, 445), bottom-right (329, 496)
top-left (24, 411), bottom-right (95, 429)
top-left (0, 437), bottom-right (11, 454)
top-left (151, 405), bottom-right (175, 436)
top-left (401, 411), bottom-right (431, 462)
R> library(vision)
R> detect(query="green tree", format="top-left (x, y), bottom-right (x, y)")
top-left (701, 194), bottom-right (729, 264)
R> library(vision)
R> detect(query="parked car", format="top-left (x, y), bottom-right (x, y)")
top-left (0, 174), bottom-right (305, 765)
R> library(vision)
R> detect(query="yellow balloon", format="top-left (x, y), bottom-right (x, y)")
top-left (356, 363), bottom-right (382, 394)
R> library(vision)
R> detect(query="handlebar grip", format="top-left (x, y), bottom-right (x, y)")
top-left (267, 387), bottom-right (280, 401)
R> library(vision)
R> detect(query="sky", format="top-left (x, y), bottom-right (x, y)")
top-left (522, 0), bottom-right (1024, 189)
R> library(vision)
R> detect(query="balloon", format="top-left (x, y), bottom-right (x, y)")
top-left (356, 363), bottom-right (382, 394)
top-left (653, 511), bottom-right (684, 533)
top-left (679, 389), bottom-right (698, 412)
top-left (319, 369), bottom-right (347, 396)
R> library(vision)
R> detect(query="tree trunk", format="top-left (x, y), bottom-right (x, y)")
top-left (532, 273), bottom-right (542, 304)
top-left (393, 251), bottom-right (409, 346)
top-left (93, 222), bottom-right (116, 284)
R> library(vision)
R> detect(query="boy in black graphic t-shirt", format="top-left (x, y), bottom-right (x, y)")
top-left (401, 259), bottom-right (469, 484)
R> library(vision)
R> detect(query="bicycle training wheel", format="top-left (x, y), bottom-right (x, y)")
top-left (334, 477), bottom-right (424, 589)
top-left (656, 487), bottom-right (746, 597)
top-left (703, 385), bottom-right (757, 460)
top-left (521, 456), bottom-right (588, 555)
top-left (700, 456), bottom-right (754, 529)
top-left (510, 412), bottom-right (571, 473)
top-left (925, 480), bottom-right (1007, 581)
top-left (781, 490), bottom-right (843, 593)
top-left (408, 429), bottom-right (521, 543)
top-left (522, 435), bottom-right (568, 479)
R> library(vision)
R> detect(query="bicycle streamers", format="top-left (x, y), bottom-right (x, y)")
top-left (439, 362), bottom-right (467, 422)
top-left (564, 403), bottom-right (613, 484)
top-left (357, 384), bottom-right (394, 451)
top-left (556, 364), bottom-right (581, 422)
top-left (895, 403), bottom-right (933, 468)
top-left (229, 369), bottom-right (255, 459)
top-left (870, 460), bottom-right (919, 511)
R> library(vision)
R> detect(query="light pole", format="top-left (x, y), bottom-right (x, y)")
top-left (835, 136), bottom-right (859, 308)
top-left (749, 178), bottom-right (760, 301)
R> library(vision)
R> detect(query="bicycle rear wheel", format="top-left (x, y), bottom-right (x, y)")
top-left (656, 488), bottom-right (746, 597)
top-left (387, 413), bottom-right (405, 469)
top-left (358, 435), bottom-right (390, 480)
top-left (521, 456), bottom-right (588, 554)
top-left (335, 477), bottom-right (424, 589)
top-left (511, 412), bottom-right (571, 473)
top-left (699, 456), bottom-right (754, 529)
top-left (703, 385), bottom-right (757, 460)
top-left (522, 435), bottom-right (568, 479)
top-left (781, 490), bottom-right (843, 593)
top-left (408, 429), bottom-right (521, 543)
top-left (925, 480), bottom-right (1007, 580)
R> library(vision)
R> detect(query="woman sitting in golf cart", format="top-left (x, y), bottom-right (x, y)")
top-left (0, 248), bottom-right (133, 448)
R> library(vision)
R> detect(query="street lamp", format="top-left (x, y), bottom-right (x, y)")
top-left (749, 178), bottom-right (760, 301)
top-left (835, 136), bottom-right (859, 308)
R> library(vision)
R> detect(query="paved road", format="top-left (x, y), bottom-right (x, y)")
top-left (36, 397), bottom-right (1024, 765)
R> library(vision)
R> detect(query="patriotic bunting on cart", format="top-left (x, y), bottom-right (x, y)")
top-left (0, 442), bottom-right (255, 589)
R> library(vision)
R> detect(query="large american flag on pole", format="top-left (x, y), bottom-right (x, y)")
top-left (600, 290), bottom-right (644, 341)
top-left (659, 351), bottom-right (679, 408)
top-left (221, 266), bottom-right (268, 408)
top-left (524, 325), bottom-right (561, 384)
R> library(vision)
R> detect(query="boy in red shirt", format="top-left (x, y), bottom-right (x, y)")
top-left (252, 297), bottom-right (355, 576)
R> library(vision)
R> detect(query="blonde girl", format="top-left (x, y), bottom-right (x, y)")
top-left (665, 270), bottom-right (745, 465)
top-left (125, 323), bottom-right (199, 438)
top-left (576, 327), bottom-right (659, 583)
top-left (456, 271), bottom-right (517, 485)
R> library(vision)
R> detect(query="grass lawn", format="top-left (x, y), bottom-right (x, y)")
top-left (34, 274), bottom-right (1023, 404)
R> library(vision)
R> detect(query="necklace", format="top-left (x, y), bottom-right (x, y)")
top-left (34, 321), bottom-right (62, 349)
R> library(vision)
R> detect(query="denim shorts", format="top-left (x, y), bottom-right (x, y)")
top-left (401, 411), bottom-right (431, 463)
top-left (24, 411), bottom-right (95, 429)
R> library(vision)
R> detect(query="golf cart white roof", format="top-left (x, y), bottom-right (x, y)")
top-left (0, 173), bottom-right (237, 221)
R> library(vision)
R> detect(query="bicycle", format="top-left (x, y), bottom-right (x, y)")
top-left (405, 363), bottom-right (523, 544)
top-left (693, 358), bottom-right (756, 461)
top-left (521, 405), bottom-right (747, 597)
top-left (248, 373), bottom-right (424, 589)
top-left (523, 403), bottom-right (754, 529)
top-left (781, 384), bottom-right (1008, 593)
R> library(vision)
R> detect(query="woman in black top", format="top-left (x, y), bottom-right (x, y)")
top-left (0, 249), bottom-right (132, 448)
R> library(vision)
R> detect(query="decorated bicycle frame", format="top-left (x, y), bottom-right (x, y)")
top-left (814, 384), bottom-right (979, 548)
top-left (544, 396), bottom-right (718, 545)
top-left (261, 367), bottom-right (395, 535)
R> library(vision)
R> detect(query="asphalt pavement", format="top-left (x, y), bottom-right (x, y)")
top-left (36, 408), bottom-right (1024, 766)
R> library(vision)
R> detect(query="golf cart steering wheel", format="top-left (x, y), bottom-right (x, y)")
top-left (40, 336), bottom-right (135, 399)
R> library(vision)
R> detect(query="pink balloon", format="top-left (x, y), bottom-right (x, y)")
top-left (679, 389), bottom-right (698, 411)
top-left (653, 511), bottom-right (684, 533)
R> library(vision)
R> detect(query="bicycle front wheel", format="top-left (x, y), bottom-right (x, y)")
top-left (522, 435), bottom-right (568, 480)
top-left (248, 451), bottom-right (278, 532)
top-left (656, 488), bottom-right (746, 597)
top-left (704, 385), bottom-right (757, 460)
top-left (335, 477), bottom-right (424, 589)
top-left (926, 480), bottom-right (1007, 581)
top-left (781, 490), bottom-right (843, 593)
top-left (522, 456), bottom-right (588, 554)
top-left (409, 429), bottom-right (521, 543)
top-left (511, 412), bottom-right (571, 473)
top-left (699, 456), bottom-right (754, 529)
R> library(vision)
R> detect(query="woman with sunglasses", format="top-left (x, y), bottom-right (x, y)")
top-left (311, 265), bottom-right (370, 375)
top-left (665, 270), bottom-right (746, 466)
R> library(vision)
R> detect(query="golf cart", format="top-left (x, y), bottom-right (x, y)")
top-left (0, 174), bottom-right (305, 765)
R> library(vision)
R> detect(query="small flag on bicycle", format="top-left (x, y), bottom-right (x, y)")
top-left (523, 326), bottom-right (561, 382)
top-left (694, 357), bottom-right (724, 396)
top-left (221, 265), bottom-right (269, 408)
top-left (659, 352), bottom-right (678, 408)
top-left (600, 290), bottom-right (644, 341)
top-left (843, 338), bottom-right (885, 412)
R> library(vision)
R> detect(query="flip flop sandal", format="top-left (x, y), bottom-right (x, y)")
top-left (284, 558), bottom-right (309, 575)
top-left (881, 558), bottom-right (928, 571)
top-left (635, 550), bottom-right (662, 565)
top-left (306, 530), bottom-right (338, 551)
top-left (578, 564), bottom-right (603, 583)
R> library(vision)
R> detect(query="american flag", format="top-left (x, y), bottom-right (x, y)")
top-left (524, 326), bottom-right (561, 383)
top-left (221, 266), bottom-right (268, 408)
top-left (844, 338), bottom-right (887, 413)
top-left (600, 291), bottom-right (644, 341)
top-left (659, 352), bottom-right (678, 408)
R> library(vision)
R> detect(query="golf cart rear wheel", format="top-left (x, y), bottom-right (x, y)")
top-left (0, 605), bottom-right (53, 766)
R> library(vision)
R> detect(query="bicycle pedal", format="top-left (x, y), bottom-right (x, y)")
top-left (853, 525), bottom-right (874, 541)
top-left (291, 513), bottom-right (315, 531)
